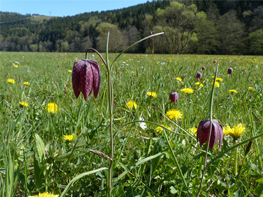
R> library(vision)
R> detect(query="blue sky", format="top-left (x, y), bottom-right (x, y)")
top-left (1, 0), bottom-right (150, 17)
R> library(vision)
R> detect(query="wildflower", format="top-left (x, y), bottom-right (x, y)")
top-left (125, 101), bottom-right (138, 110)
top-left (63, 134), bottom-right (76, 142)
top-left (248, 87), bottom-right (255, 91)
top-left (181, 88), bottom-right (194, 94)
top-left (196, 72), bottom-right (202, 79)
top-left (213, 60), bottom-right (217, 64)
top-left (195, 82), bottom-right (204, 87)
top-left (202, 67), bottom-right (206, 70)
top-left (68, 70), bottom-right (72, 73)
top-left (197, 119), bottom-right (223, 150)
top-left (228, 68), bottom-right (233, 74)
top-left (14, 65), bottom-right (18, 68)
top-left (23, 82), bottom-right (30, 86)
top-left (176, 77), bottom-right (182, 82)
top-left (228, 123), bottom-right (245, 139)
top-left (29, 192), bottom-right (59, 197)
top-left (169, 92), bottom-right (179, 102)
top-left (45, 103), bottom-right (58, 114)
top-left (19, 102), bottom-right (28, 107)
top-left (223, 125), bottom-right (232, 135)
top-left (7, 79), bottom-right (15, 84)
top-left (216, 78), bottom-right (223, 82)
top-left (188, 127), bottom-right (197, 135)
top-left (147, 92), bottom-right (157, 98)
top-left (166, 109), bottom-right (183, 121)
top-left (58, 65), bottom-right (60, 67)
top-left (72, 59), bottom-right (101, 100)
top-left (211, 81), bottom-right (220, 88)
top-left (229, 89), bottom-right (238, 93)
top-left (139, 116), bottom-right (147, 130)
top-left (155, 124), bottom-right (172, 134)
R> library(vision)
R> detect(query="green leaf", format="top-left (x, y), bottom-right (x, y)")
top-left (256, 177), bottom-right (263, 183)
top-left (34, 134), bottom-right (45, 162)
top-left (60, 167), bottom-right (108, 197)
top-left (170, 186), bottom-right (177, 194)
top-left (151, 138), bottom-right (165, 176)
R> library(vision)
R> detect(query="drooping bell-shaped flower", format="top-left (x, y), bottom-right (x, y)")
top-left (202, 67), bottom-right (206, 70)
top-left (228, 67), bottom-right (233, 74)
top-left (197, 119), bottom-right (223, 150)
top-left (72, 59), bottom-right (100, 100)
top-left (213, 60), bottom-right (217, 64)
top-left (196, 72), bottom-right (202, 79)
top-left (169, 92), bottom-right (179, 102)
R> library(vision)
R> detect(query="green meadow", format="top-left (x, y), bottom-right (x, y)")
top-left (0, 52), bottom-right (263, 196)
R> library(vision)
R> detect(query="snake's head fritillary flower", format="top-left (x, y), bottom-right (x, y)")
top-left (228, 68), bottom-right (233, 74)
top-left (72, 59), bottom-right (100, 101)
top-left (202, 66), bottom-right (206, 70)
top-left (58, 65), bottom-right (60, 67)
top-left (196, 72), bottom-right (202, 79)
top-left (197, 119), bottom-right (223, 150)
top-left (213, 60), bottom-right (217, 64)
top-left (169, 92), bottom-right (179, 102)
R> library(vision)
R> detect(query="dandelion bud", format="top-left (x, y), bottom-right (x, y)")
top-left (197, 119), bottom-right (223, 150)
top-left (228, 67), bottom-right (233, 74)
top-left (196, 72), bottom-right (202, 79)
top-left (72, 59), bottom-right (101, 100)
top-left (169, 92), bottom-right (179, 102)
top-left (202, 67), bottom-right (205, 70)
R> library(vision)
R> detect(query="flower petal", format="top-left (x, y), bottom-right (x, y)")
top-left (89, 59), bottom-right (101, 99)
top-left (72, 61), bottom-right (82, 98)
top-left (81, 60), bottom-right (93, 101)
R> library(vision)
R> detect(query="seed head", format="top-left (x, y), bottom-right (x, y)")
top-left (72, 59), bottom-right (100, 100)
top-left (197, 119), bottom-right (223, 150)
top-left (169, 92), bottom-right (179, 102)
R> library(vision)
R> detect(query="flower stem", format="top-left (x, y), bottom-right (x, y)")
top-left (235, 141), bottom-right (238, 176)
top-left (196, 63), bottom-right (218, 197)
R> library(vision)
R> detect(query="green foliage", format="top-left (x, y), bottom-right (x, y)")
top-left (0, 49), bottom-right (263, 196)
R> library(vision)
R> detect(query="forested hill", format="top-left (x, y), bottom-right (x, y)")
top-left (1, 0), bottom-right (263, 55)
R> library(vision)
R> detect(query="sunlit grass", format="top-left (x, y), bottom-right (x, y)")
top-left (0, 52), bottom-right (262, 196)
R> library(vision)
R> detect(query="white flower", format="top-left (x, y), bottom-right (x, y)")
top-left (139, 116), bottom-right (147, 130)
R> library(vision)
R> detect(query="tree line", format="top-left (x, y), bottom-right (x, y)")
top-left (0, 0), bottom-right (262, 55)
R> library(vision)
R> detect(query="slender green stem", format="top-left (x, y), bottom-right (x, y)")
top-left (196, 63), bottom-right (218, 197)
top-left (235, 142), bottom-right (238, 176)
top-left (163, 129), bottom-right (187, 188)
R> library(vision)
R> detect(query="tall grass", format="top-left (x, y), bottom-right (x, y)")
top-left (0, 52), bottom-right (263, 196)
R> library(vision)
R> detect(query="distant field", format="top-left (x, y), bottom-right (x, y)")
top-left (0, 52), bottom-right (263, 196)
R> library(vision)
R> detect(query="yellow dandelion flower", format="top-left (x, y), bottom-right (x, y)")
top-left (125, 101), bottom-right (138, 110)
top-left (248, 87), bottom-right (255, 91)
top-left (188, 127), bottom-right (197, 135)
top-left (7, 79), bottom-right (15, 84)
top-left (147, 92), bottom-right (157, 98)
top-left (23, 82), bottom-right (30, 86)
top-left (45, 103), bottom-right (58, 114)
top-left (216, 78), bottom-right (223, 82)
top-left (229, 123), bottom-right (245, 139)
top-left (29, 192), bottom-right (59, 197)
top-left (155, 124), bottom-right (172, 134)
top-left (176, 77), bottom-right (182, 82)
top-left (63, 134), bottom-right (76, 142)
top-left (166, 109), bottom-right (183, 121)
top-left (223, 125), bottom-right (233, 135)
top-left (181, 88), bottom-right (194, 94)
top-left (14, 65), bottom-right (18, 68)
top-left (229, 89), bottom-right (238, 93)
top-left (195, 82), bottom-right (203, 87)
top-left (19, 102), bottom-right (28, 107)
top-left (68, 70), bottom-right (72, 73)
top-left (211, 81), bottom-right (220, 87)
